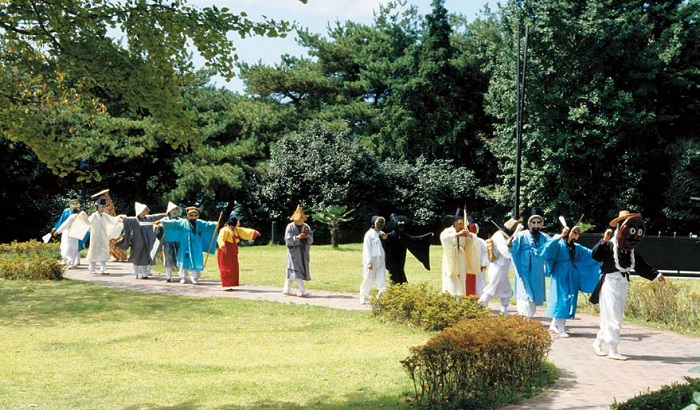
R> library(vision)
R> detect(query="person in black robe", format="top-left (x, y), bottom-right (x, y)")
top-left (381, 214), bottom-right (433, 285)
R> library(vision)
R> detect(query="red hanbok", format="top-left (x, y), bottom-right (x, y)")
top-left (217, 225), bottom-right (258, 288)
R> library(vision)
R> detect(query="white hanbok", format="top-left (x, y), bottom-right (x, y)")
top-left (55, 214), bottom-right (80, 267)
top-left (440, 227), bottom-right (467, 297)
top-left (360, 228), bottom-right (387, 303)
top-left (478, 230), bottom-right (513, 312)
top-left (87, 212), bottom-right (123, 273)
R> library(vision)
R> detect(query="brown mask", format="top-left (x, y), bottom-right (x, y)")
top-left (617, 216), bottom-right (645, 251)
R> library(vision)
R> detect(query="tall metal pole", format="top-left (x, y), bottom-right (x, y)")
top-left (514, 23), bottom-right (528, 220)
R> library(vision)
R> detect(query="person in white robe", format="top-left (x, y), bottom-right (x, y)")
top-left (440, 210), bottom-right (470, 297)
top-left (85, 198), bottom-right (123, 274)
top-left (53, 199), bottom-right (82, 267)
top-left (359, 216), bottom-right (387, 305)
top-left (467, 221), bottom-right (489, 297)
top-left (478, 218), bottom-right (520, 314)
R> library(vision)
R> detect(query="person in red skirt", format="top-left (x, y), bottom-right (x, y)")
top-left (216, 213), bottom-right (260, 291)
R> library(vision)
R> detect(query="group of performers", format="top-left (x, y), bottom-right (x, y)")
top-left (51, 189), bottom-right (260, 291)
top-left (435, 207), bottom-right (664, 361)
top-left (52, 192), bottom-right (663, 360)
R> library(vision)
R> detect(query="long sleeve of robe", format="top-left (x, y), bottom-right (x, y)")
top-left (382, 230), bottom-right (431, 284)
top-left (54, 208), bottom-right (73, 231)
top-left (161, 219), bottom-right (218, 271)
top-left (511, 230), bottom-right (550, 305)
top-left (86, 212), bottom-right (123, 263)
top-left (543, 236), bottom-right (600, 319)
top-left (285, 222), bottom-right (313, 281)
top-left (119, 213), bottom-right (166, 266)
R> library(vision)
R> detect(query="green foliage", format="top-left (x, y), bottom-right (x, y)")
top-left (312, 205), bottom-right (355, 249)
top-left (378, 156), bottom-right (480, 225)
top-left (253, 121), bottom-right (381, 227)
top-left (377, 0), bottom-right (491, 168)
top-left (483, 0), bottom-right (700, 232)
top-left (401, 314), bottom-right (553, 409)
top-left (371, 282), bottom-right (490, 331)
top-left (0, 0), bottom-right (298, 180)
top-left (625, 280), bottom-right (700, 333)
top-left (0, 241), bottom-right (64, 280)
top-left (611, 377), bottom-right (700, 410)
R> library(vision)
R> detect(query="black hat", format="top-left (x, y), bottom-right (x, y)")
top-left (528, 207), bottom-right (544, 223)
top-left (96, 198), bottom-right (107, 206)
top-left (386, 214), bottom-right (407, 231)
top-left (454, 208), bottom-right (465, 222)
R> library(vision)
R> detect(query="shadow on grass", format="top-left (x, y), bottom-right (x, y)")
top-left (0, 279), bottom-right (247, 326)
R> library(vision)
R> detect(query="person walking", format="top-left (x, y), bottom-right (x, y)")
top-left (511, 208), bottom-right (550, 318)
top-left (52, 199), bottom-right (85, 268)
top-left (360, 216), bottom-right (387, 305)
top-left (118, 202), bottom-right (166, 279)
top-left (542, 221), bottom-right (599, 337)
top-left (153, 202), bottom-right (182, 282)
top-left (282, 205), bottom-right (313, 297)
top-left (440, 209), bottom-right (470, 297)
top-left (590, 210), bottom-right (665, 360)
top-left (216, 213), bottom-right (260, 290)
top-left (86, 198), bottom-right (123, 275)
top-left (478, 217), bottom-right (520, 314)
top-left (156, 206), bottom-right (219, 285)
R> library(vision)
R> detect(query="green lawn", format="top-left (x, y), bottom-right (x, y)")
top-left (2, 242), bottom-right (696, 408)
top-left (195, 242), bottom-right (442, 294)
top-left (0, 279), bottom-right (429, 409)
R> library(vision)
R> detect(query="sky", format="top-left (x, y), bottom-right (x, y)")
top-left (188, 0), bottom-right (497, 93)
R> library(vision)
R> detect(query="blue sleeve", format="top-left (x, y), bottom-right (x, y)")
top-left (576, 245), bottom-right (601, 293)
top-left (54, 209), bottom-right (72, 230)
top-left (199, 220), bottom-right (219, 254)
top-left (162, 219), bottom-right (185, 243)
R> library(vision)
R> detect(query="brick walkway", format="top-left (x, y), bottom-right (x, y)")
top-left (65, 262), bottom-right (700, 410)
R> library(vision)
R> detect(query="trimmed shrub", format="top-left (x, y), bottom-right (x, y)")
top-left (371, 282), bottom-right (490, 331)
top-left (611, 377), bottom-right (700, 410)
top-left (402, 315), bottom-right (552, 409)
top-left (0, 240), bottom-right (64, 280)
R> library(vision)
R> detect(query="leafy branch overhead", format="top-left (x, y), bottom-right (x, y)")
top-left (0, 0), bottom-right (301, 179)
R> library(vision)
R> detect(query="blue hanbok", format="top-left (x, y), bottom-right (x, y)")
top-left (543, 236), bottom-right (600, 319)
top-left (511, 230), bottom-right (550, 305)
top-left (161, 219), bottom-right (218, 271)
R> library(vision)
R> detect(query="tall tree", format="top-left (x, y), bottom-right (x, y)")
top-left (483, 0), bottom-right (700, 232)
top-left (380, 0), bottom-right (490, 168)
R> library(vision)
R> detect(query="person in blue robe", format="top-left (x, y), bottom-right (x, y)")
top-left (542, 223), bottom-right (600, 337)
top-left (511, 208), bottom-right (550, 318)
top-left (158, 206), bottom-right (218, 285)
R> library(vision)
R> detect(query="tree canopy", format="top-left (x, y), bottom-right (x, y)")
top-left (0, 0), bottom-right (301, 180)
top-left (1, 0), bottom-right (699, 242)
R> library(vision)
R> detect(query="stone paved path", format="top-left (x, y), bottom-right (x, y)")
top-left (65, 262), bottom-right (700, 410)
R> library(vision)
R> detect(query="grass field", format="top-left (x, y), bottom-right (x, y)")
top-left (1, 242), bottom-right (696, 408)
top-left (0, 278), bottom-right (429, 409)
